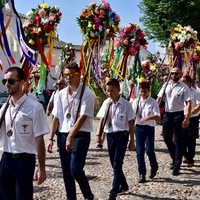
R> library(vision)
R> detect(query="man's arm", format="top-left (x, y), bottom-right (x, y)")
top-left (35, 135), bottom-right (46, 185)
top-left (182, 100), bottom-right (191, 128)
top-left (47, 117), bottom-right (59, 153)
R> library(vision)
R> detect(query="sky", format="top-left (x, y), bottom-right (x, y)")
top-left (11, 0), bottom-right (156, 53)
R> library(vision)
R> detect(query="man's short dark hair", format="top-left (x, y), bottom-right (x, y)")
top-left (5, 66), bottom-right (26, 81)
top-left (106, 78), bottom-right (120, 89)
top-left (65, 62), bottom-right (80, 73)
top-left (139, 81), bottom-right (150, 90)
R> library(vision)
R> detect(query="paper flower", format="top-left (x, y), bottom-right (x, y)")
top-left (115, 23), bottom-right (148, 56)
top-left (77, 0), bottom-right (120, 40)
top-left (169, 24), bottom-right (198, 52)
top-left (0, 0), bottom-right (7, 8)
top-left (60, 43), bottom-right (76, 63)
top-left (23, 3), bottom-right (62, 47)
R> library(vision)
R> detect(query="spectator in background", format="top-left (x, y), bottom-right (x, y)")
top-left (46, 79), bottom-right (66, 116)
top-left (181, 75), bottom-right (200, 167)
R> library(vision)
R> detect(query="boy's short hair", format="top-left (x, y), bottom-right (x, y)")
top-left (106, 78), bottom-right (120, 89)
top-left (65, 62), bottom-right (80, 73)
top-left (139, 81), bottom-right (150, 90)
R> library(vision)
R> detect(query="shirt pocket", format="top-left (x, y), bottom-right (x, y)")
top-left (17, 120), bottom-right (32, 136)
top-left (115, 113), bottom-right (126, 124)
top-left (175, 90), bottom-right (183, 100)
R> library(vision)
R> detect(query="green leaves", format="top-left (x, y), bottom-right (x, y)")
top-left (139, 0), bottom-right (200, 47)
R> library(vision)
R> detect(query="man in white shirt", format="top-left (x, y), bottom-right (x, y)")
top-left (157, 67), bottom-right (191, 176)
top-left (47, 62), bottom-right (94, 200)
top-left (0, 67), bottom-right (49, 200)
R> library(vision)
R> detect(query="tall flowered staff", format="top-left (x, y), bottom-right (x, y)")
top-left (57, 43), bottom-right (76, 79)
top-left (77, 0), bottom-right (120, 101)
top-left (112, 23), bottom-right (148, 100)
top-left (168, 24), bottom-right (198, 78)
top-left (23, 3), bottom-right (62, 93)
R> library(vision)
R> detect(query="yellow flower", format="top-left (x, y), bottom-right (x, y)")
top-left (40, 3), bottom-right (48, 9)
top-left (139, 77), bottom-right (146, 83)
top-left (28, 39), bottom-right (35, 45)
top-left (150, 64), bottom-right (156, 71)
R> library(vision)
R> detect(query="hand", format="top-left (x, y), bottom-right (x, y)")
top-left (47, 140), bottom-right (54, 153)
top-left (182, 118), bottom-right (189, 128)
top-left (66, 135), bottom-right (73, 151)
top-left (128, 140), bottom-right (136, 151)
top-left (34, 168), bottom-right (46, 185)
top-left (139, 117), bottom-right (148, 125)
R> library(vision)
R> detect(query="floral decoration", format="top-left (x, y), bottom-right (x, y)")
top-left (77, 0), bottom-right (120, 40)
top-left (0, 0), bottom-right (7, 8)
top-left (169, 24), bottom-right (198, 52)
top-left (192, 42), bottom-right (200, 63)
top-left (138, 60), bottom-right (157, 83)
top-left (60, 43), bottom-right (76, 63)
top-left (115, 23), bottom-right (148, 56)
top-left (23, 3), bottom-right (62, 47)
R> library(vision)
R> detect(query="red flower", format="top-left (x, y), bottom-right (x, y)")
top-left (44, 24), bottom-right (53, 33)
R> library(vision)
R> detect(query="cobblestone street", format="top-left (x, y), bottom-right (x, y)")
top-left (33, 117), bottom-right (200, 200)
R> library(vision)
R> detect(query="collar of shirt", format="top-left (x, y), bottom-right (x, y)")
top-left (9, 94), bottom-right (27, 107)
top-left (110, 96), bottom-right (123, 105)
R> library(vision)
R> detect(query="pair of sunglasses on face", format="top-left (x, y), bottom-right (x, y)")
top-left (2, 78), bottom-right (20, 85)
top-left (63, 72), bottom-right (79, 78)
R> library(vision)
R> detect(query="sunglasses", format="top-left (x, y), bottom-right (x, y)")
top-left (63, 72), bottom-right (79, 78)
top-left (2, 78), bottom-right (20, 85)
top-left (56, 82), bottom-right (64, 85)
top-left (171, 72), bottom-right (179, 75)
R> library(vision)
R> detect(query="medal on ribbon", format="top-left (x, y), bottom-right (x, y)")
top-left (7, 129), bottom-right (13, 137)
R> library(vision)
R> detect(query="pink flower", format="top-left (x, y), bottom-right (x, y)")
top-left (90, 32), bottom-right (95, 38)
top-left (114, 14), bottom-right (120, 22)
top-left (128, 46), bottom-right (137, 55)
top-left (38, 9), bottom-right (46, 17)
top-left (123, 38), bottom-right (129, 46)
top-left (99, 25), bottom-right (103, 32)
top-left (115, 40), bottom-right (121, 47)
top-left (49, 13), bottom-right (56, 21)
top-left (101, 2), bottom-right (111, 11)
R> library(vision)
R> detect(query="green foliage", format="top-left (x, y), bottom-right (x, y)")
top-left (139, 0), bottom-right (200, 47)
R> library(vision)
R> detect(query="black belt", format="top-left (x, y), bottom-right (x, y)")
top-left (3, 152), bottom-right (35, 159)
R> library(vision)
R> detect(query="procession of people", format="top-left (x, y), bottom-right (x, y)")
top-left (0, 62), bottom-right (200, 200)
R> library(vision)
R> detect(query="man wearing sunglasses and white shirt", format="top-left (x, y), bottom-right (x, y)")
top-left (0, 67), bottom-right (49, 200)
top-left (157, 67), bottom-right (191, 176)
top-left (47, 62), bottom-right (95, 200)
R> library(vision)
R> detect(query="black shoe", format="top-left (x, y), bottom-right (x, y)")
top-left (172, 168), bottom-right (180, 176)
top-left (117, 185), bottom-right (129, 194)
top-left (170, 163), bottom-right (174, 170)
top-left (96, 144), bottom-right (103, 149)
top-left (85, 194), bottom-right (94, 200)
top-left (108, 195), bottom-right (116, 200)
top-left (138, 174), bottom-right (146, 183)
top-left (149, 167), bottom-right (158, 179)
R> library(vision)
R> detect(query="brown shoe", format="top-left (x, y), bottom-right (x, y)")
top-left (182, 156), bottom-right (188, 164)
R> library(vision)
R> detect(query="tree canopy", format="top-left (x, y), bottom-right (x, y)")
top-left (138, 0), bottom-right (200, 47)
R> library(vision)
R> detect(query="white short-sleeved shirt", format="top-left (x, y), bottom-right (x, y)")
top-left (0, 94), bottom-right (49, 154)
top-left (132, 96), bottom-right (160, 127)
top-left (27, 92), bottom-right (38, 101)
top-left (51, 90), bottom-right (59, 116)
top-left (54, 84), bottom-right (95, 133)
top-left (157, 80), bottom-right (191, 112)
top-left (97, 97), bottom-right (134, 133)
top-left (185, 87), bottom-right (200, 117)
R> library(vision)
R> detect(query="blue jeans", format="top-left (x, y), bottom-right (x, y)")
top-left (107, 131), bottom-right (129, 197)
top-left (0, 152), bottom-right (35, 200)
top-left (58, 131), bottom-right (93, 200)
top-left (162, 111), bottom-right (184, 169)
top-left (135, 125), bottom-right (158, 175)
top-left (183, 116), bottom-right (199, 163)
